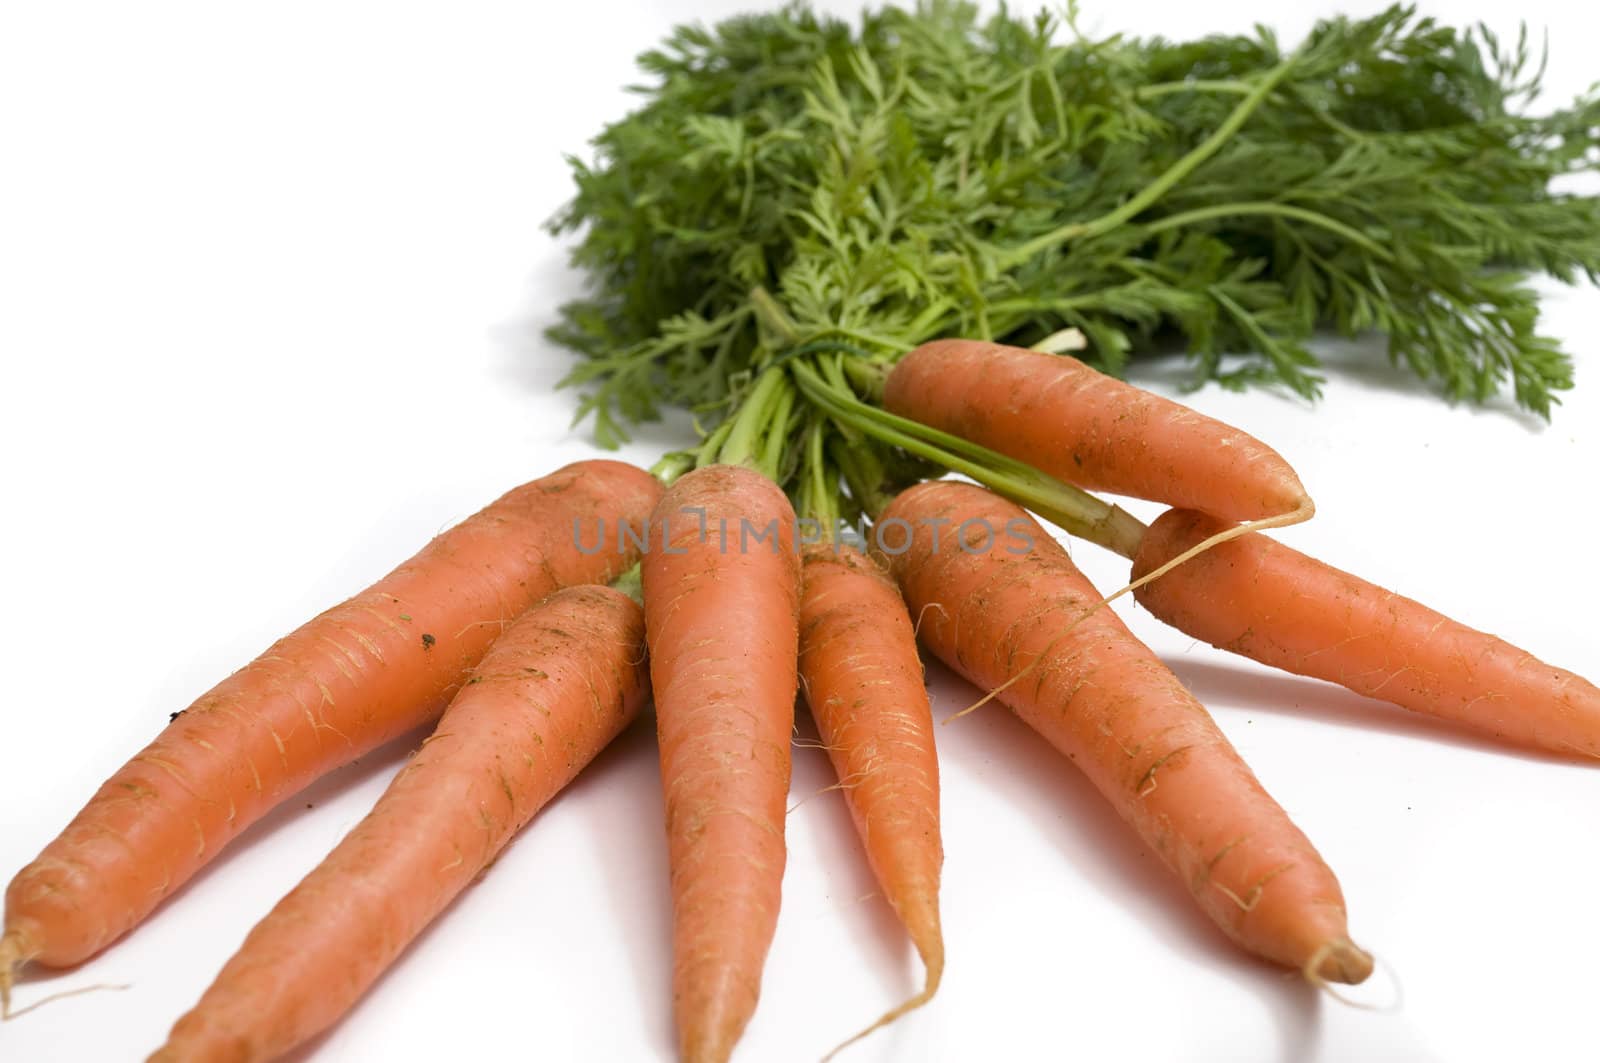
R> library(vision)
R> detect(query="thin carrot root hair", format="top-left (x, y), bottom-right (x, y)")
top-left (0, 931), bottom-right (110, 1022)
top-left (950, 497), bottom-right (1315, 721)
top-left (1113, 497), bottom-right (1314, 597)
top-left (910, 601), bottom-right (948, 638)
top-left (821, 938), bottom-right (945, 1062)
top-left (786, 777), bottom-right (861, 815)
top-left (2, 981), bottom-right (131, 1021)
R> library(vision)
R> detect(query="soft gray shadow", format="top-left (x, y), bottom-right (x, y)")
top-left (278, 1026), bottom-right (335, 1063)
top-left (490, 243), bottom-right (698, 456)
top-left (573, 713), bottom-right (675, 1053)
top-left (288, 712), bottom-right (670, 1063)
top-left (176, 725), bottom-right (426, 890)
top-left (1314, 334), bottom-right (1546, 429)
top-left (491, 242), bottom-right (588, 399)
top-left (790, 705), bottom-right (917, 998)
top-left (1121, 347), bottom-right (1314, 411)
top-left (1163, 657), bottom-right (1590, 768)
top-left (927, 659), bottom-right (1323, 1063)
top-left (1119, 333), bottom-right (1547, 430)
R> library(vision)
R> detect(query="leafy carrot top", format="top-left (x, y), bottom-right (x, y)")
top-left (548, 1), bottom-right (1600, 519)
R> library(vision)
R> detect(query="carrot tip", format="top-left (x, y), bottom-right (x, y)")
top-left (1, 925), bottom-right (129, 1024)
top-left (0, 928), bottom-right (32, 1020)
top-left (680, 1029), bottom-right (739, 1063)
top-left (1302, 936), bottom-right (1375, 986)
top-left (820, 939), bottom-right (944, 1061)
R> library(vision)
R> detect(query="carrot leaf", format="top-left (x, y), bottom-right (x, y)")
top-left (547, 1), bottom-right (1600, 513)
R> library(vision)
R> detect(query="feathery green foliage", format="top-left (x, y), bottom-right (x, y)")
top-left (548, 2), bottom-right (1600, 522)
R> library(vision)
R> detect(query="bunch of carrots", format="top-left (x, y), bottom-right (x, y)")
top-left (9, 4), bottom-right (1600, 1058)
top-left (4, 338), bottom-right (1597, 1063)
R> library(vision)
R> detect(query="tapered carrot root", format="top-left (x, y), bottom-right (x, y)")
top-left (641, 465), bottom-right (801, 1063)
top-left (1133, 508), bottom-right (1600, 759)
top-left (884, 339), bottom-right (1312, 524)
top-left (882, 481), bottom-right (1370, 982)
top-left (2, 460), bottom-right (660, 995)
top-left (148, 585), bottom-right (649, 1063)
top-left (797, 546), bottom-right (942, 1052)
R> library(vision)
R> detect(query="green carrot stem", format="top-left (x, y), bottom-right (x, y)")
top-left (695, 418), bottom-right (736, 467)
top-left (1143, 201), bottom-right (1395, 260)
top-left (717, 368), bottom-right (786, 475)
top-left (759, 377), bottom-right (798, 478)
top-left (791, 360), bottom-right (1144, 556)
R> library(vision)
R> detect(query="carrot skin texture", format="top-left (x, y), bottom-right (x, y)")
top-left (1133, 508), bottom-right (1600, 759)
top-left (642, 465), bottom-right (801, 1063)
top-left (798, 546), bottom-right (943, 998)
top-left (882, 482), bottom-right (1369, 982)
top-left (3, 460), bottom-right (660, 974)
top-left (148, 585), bottom-right (650, 1063)
top-left (883, 339), bottom-right (1309, 523)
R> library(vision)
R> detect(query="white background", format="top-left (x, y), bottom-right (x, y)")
top-left (2, 1), bottom-right (1597, 1060)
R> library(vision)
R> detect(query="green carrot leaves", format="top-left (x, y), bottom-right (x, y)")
top-left (548, 1), bottom-right (1600, 511)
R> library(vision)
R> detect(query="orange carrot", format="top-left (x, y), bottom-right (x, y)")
top-left (0, 460), bottom-right (660, 1007)
top-left (641, 465), bottom-right (800, 1063)
top-left (883, 339), bottom-right (1312, 524)
top-left (147, 584), bottom-right (649, 1063)
top-left (882, 481), bottom-right (1371, 982)
top-left (1133, 508), bottom-right (1600, 759)
top-left (797, 545), bottom-right (942, 1050)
